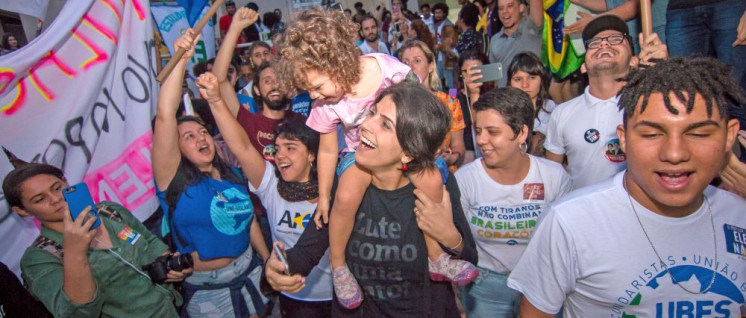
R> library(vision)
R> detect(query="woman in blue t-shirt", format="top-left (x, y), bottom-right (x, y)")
top-left (153, 30), bottom-right (270, 317)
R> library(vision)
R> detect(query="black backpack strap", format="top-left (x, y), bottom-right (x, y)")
top-left (30, 236), bottom-right (64, 260)
top-left (96, 202), bottom-right (123, 222)
top-left (29, 204), bottom-right (124, 261)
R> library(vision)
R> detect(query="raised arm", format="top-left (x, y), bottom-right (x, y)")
top-left (196, 72), bottom-right (267, 189)
top-left (153, 30), bottom-right (200, 191)
top-left (529, 0), bottom-right (544, 29)
top-left (213, 7), bottom-right (258, 117)
top-left (214, 8), bottom-right (258, 82)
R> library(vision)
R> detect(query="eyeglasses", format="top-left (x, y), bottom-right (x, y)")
top-left (584, 33), bottom-right (628, 49)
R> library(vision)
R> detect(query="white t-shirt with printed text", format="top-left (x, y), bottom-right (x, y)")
top-left (544, 87), bottom-right (626, 189)
top-left (508, 171), bottom-right (746, 317)
top-left (455, 155), bottom-right (572, 274)
top-left (250, 161), bottom-right (332, 301)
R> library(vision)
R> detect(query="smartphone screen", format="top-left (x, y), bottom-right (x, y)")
top-left (62, 183), bottom-right (101, 230)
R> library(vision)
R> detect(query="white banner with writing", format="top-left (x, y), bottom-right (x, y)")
top-left (0, 0), bottom-right (159, 276)
top-left (151, 3), bottom-right (216, 79)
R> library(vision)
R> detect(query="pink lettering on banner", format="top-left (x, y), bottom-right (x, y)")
top-left (0, 77), bottom-right (26, 116)
top-left (131, 0), bottom-right (146, 21)
top-left (100, 0), bottom-right (123, 23)
top-left (0, 68), bottom-right (15, 94)
top-left (83, 14), bottom-right (118, 44)
top-left (83, 132), bottom-right (154, 211)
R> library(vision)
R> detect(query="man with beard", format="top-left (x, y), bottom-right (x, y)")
top-left (358, 16), bottom-right (390, 55)
top-left (488, 0), bottom-right (543, 87)
top-left (236, 62), bottom-right (307, 162)
top-left (544, 15), bottom-right (668, 189)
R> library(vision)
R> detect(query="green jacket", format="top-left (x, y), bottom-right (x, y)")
top-left (21, 202), bottom-right (182, 318)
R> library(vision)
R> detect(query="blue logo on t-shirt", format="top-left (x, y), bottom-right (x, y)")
top-left (616, 264), bottom-right (745, 317)
top-left (210, 188), bottom-right (253, 235)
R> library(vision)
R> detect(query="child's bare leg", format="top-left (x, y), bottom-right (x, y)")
top-left (329, 164), bottom-right (372, 269)
top-left (412, 167), bottom-right (478, 285)
top-left (330, 163), bottom-right (371, 309)
top-left (410, 167), bottom-right (445, 261)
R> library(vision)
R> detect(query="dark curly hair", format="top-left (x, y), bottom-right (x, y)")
top-left (273, 8), bottom-right (362, 97)
top-left (618, 57), bottom-right (746, 127)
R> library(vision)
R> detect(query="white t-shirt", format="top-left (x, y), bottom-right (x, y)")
top-left (250, 162), bottom-right (333, 301)
top-left (359, 40), bottom-right (391, 55)
top-left (508, 171), bottom-right (746, 317)
top-left (455, 155), bottom-right (572, 274)
top-left (544, 87), bottom-right (626, 189)
top-left (534, 99), bottom-right (557, 136)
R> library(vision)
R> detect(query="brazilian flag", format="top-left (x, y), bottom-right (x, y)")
top-left (543, 0), bottom-right (584, 80)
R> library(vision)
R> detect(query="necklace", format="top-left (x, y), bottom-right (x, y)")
top-left (623, 174), bottom-right (717, 294)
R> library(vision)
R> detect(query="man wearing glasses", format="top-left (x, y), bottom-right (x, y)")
top-left (544, 15), bottom-right (667, 189)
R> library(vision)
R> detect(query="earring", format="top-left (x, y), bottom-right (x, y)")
top-left (401, 162), bottom-right (409, 172)
top-left (519, 142), bottom-right (528, 154)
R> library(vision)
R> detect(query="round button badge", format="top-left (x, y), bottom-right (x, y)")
top-left (584, 129), bottom-right (600, 143)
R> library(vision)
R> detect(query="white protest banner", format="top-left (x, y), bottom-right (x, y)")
top-left (0, 0), bottom-right (159, 276)
top-left (151, 3), bottom-right (216, 79)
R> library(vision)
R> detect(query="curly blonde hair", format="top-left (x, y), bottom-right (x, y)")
top-left (273, 8), bottom-right (362, 97)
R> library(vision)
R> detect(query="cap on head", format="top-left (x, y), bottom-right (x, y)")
top-left (582, 15), bottom-right (629, 44)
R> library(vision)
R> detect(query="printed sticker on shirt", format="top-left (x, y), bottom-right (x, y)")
top-left (117, 226), bottom-right (141, 245)
top-left (263, 144), bottom-right (276, 162)
top-left (724, 224), bottom-right (746, 257)
top-left (604, 138), bottom-right (626, 162)
top-left (469, 203), bottom-right (544, 244)
top-left (523, 183), bottom-right (545, 203)
top-left (584, 128), bottom-right (600, 143)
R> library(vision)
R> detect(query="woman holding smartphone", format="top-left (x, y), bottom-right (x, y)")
top-left (457, 50), bottom-right (496, 162)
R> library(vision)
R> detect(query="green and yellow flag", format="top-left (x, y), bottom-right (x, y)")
top-left (543, 0), bottom-right (584, 80)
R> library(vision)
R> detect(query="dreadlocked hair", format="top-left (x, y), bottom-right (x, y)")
top-left (618, 57), bottom-right (746, 126)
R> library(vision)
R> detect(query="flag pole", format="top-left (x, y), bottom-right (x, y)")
top-left (640, 0), bottom-right (652, 41)
top-left (156, 0), bottom-right (225, 83)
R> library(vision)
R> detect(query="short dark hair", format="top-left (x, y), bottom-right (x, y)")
top-left (376, 82), bottom-right (451, 173)
top-left (420, 3), bottom-right (431, 10)
top-left (432, 2), bottom-right (449, 16)
top-left (459, 3), bottom-right (480, 28)
top-left (618, 57), bottom-right (746, 127)
top-left (274, 117), bottom-right (321, 180)
top-left (3, 163), bottom-right (65, 209)
top-left (473, 87), bottom-right (535, 138)
top-left (360, 15), bottom-right (378, 27)
top-left (249, 41), bottom-right (271, 57)
top-left (354, 1), bottom-right (364, 9)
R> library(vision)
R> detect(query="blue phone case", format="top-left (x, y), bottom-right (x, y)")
top-left (62, 183), bottom-right (101, 230)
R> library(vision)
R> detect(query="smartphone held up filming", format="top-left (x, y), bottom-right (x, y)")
top-left (62, 182), bottom-right (101, 230)
top-left (471, 63), bottom-right (503, 83)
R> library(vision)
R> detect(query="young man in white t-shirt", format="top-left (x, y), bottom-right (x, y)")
top-left (509, 57), bottom-right (746, 317)
top-left (544, 15), bottom-right (667, 189)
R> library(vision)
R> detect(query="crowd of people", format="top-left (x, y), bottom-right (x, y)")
top-left (2, 0), bottom-right (746, 317)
